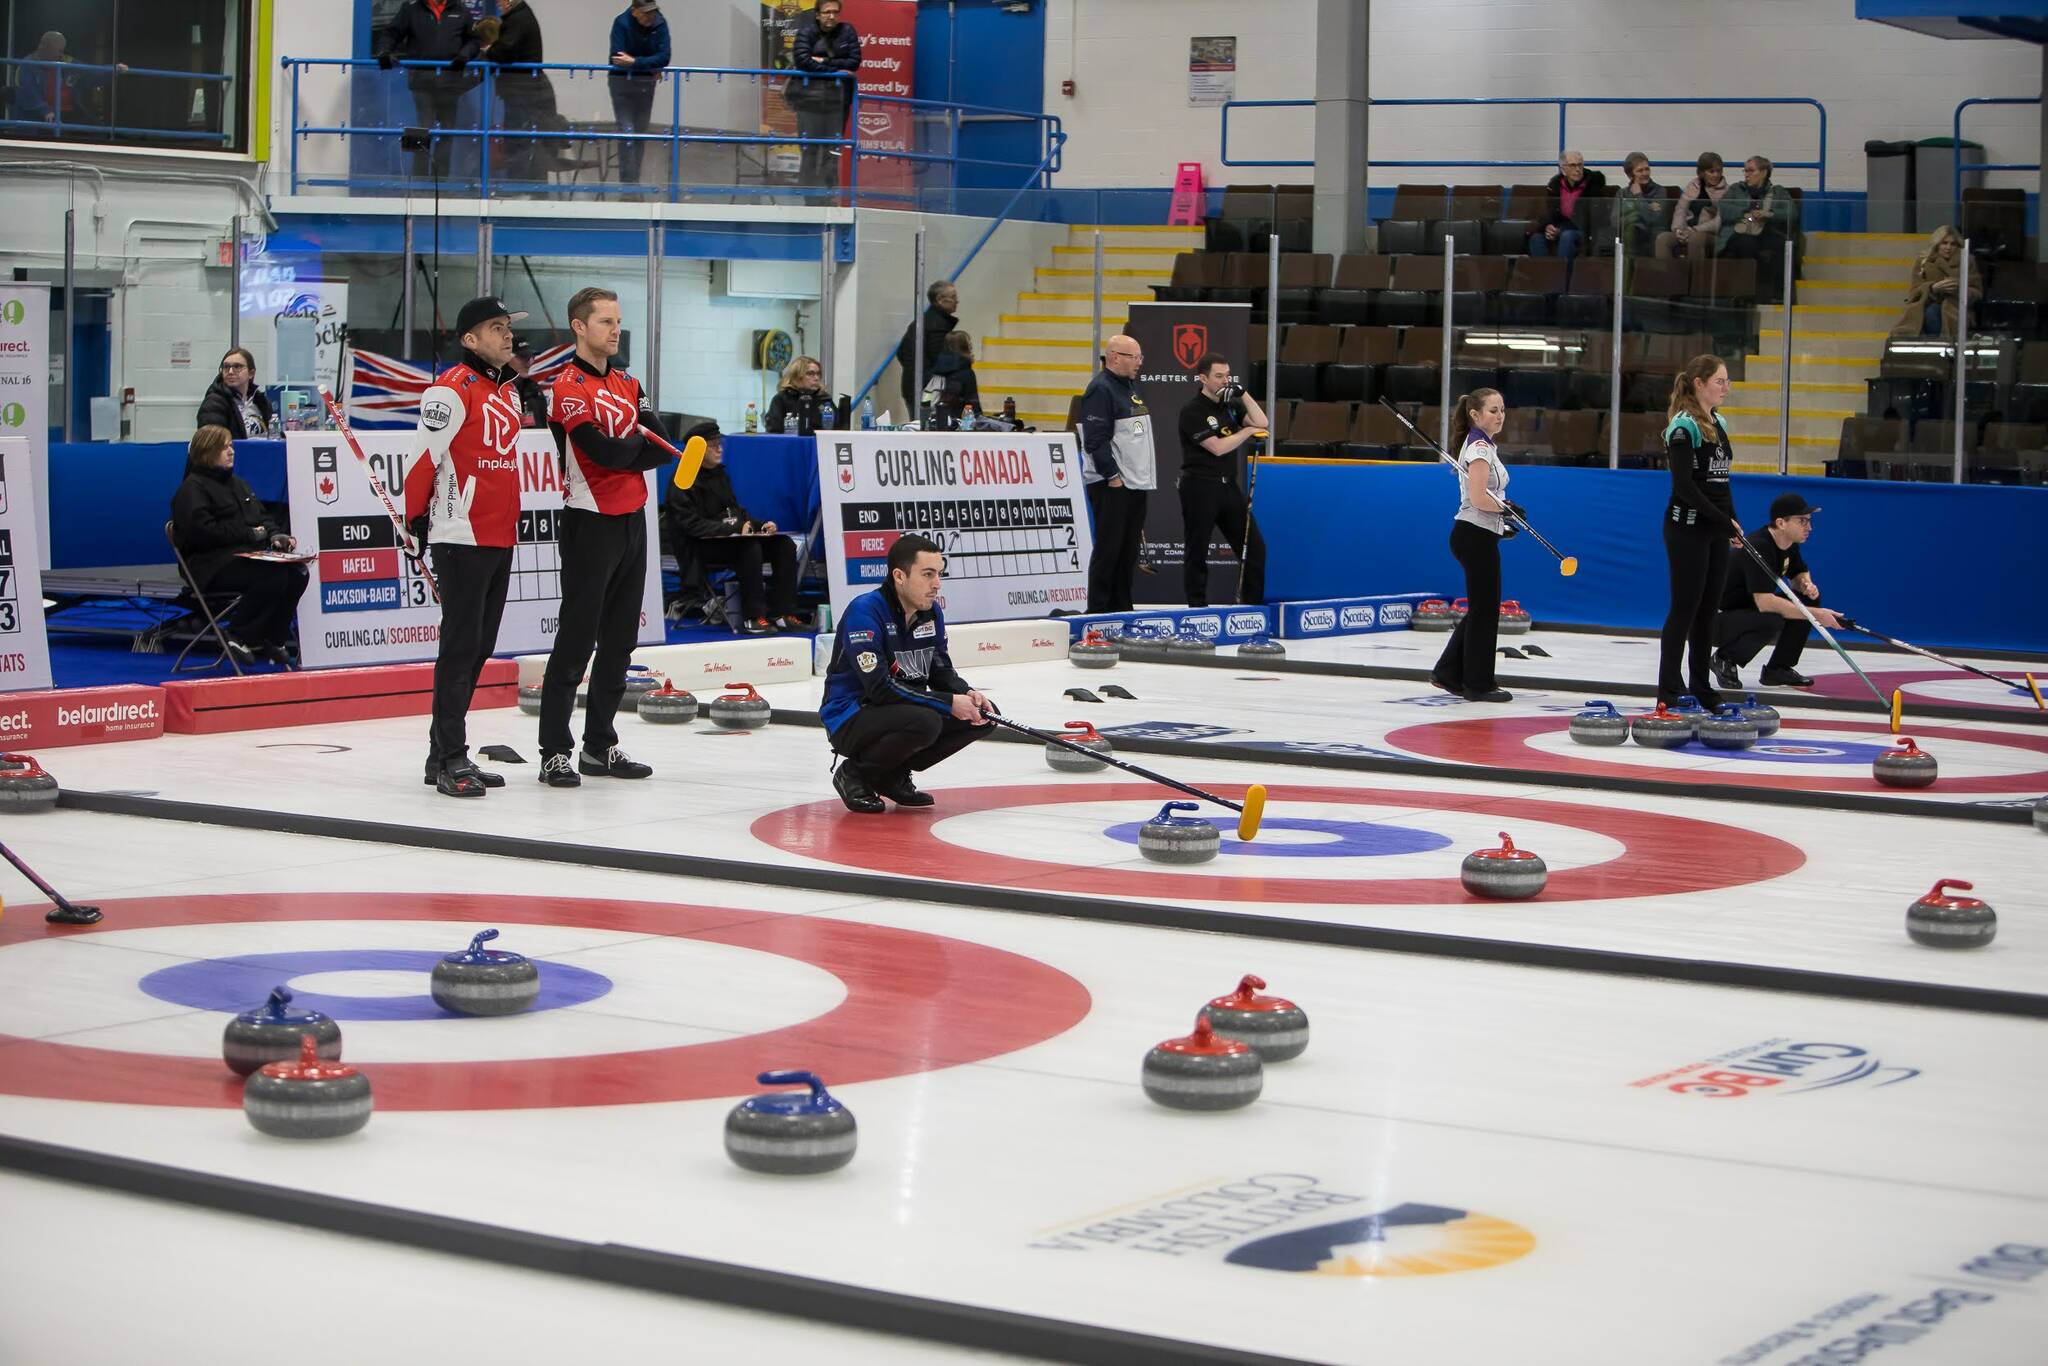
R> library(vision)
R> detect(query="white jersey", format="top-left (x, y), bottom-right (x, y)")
top-left (1454, 434), bottom-right (1508, 536)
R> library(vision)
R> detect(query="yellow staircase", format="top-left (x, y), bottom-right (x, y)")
top-left (1721, 230), bottom-right (1918, 474)
top-left (980, 224), bottom-right (1204, 429)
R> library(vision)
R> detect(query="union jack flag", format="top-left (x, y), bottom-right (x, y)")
top-left (345, 344), bottom-right (576, 428)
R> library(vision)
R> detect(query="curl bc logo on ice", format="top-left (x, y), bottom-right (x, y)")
top-left (1628, 1039), bottom-right (1919, 1098)
top-left (1340, 605), bottom-right (1376, 629)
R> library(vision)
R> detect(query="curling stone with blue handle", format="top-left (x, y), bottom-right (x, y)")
top-left (1736, 693), bottom-right (1781, 738)
top-left (619, 664), bottom-right (662, 713)
top-left (724, 1070), bottom-right (857, 1174)
top-left (1696, 704), bottom-right (1758, 751)
top-left (1237, 635), bottom-right (1286, 660)
top-left (1569, 701), bottom-right (1629, 747)
top-left (430, 928), bottom-right (541, 1017)
top-left (223, 986), bottom-right (342, 1077)
top-left (1137, 801), bottom-right (1221, 865)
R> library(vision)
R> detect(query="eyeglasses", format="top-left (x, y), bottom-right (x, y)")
top-left (1108, 350), bottom-right (1142, 361)
top-left (222, 362), bottom-right (249, 372)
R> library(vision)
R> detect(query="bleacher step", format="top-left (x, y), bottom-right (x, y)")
top-left (1066, 224), bottom-right (1205, 252)
top-left (1806, 231), bottom-right (1927, 260)
top-left (1796, 281), bottom-right (1906, 309)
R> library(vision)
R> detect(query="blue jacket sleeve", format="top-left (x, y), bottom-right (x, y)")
top-left (1076, 379), bottom-right (1119, 480)
top-left (641, 19), bottom-right (671, 69)
top-left (609, 14), bottom-right (629, 59)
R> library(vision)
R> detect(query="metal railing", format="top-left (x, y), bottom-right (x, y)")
top-left (0, 57), bottom-right (236, 146)
top-left (1952, 96), bottom-right (2039, 217)
top-left (280, 57), bottom-right (1061, 203)
top-left (1220, 95), bottom-right (1830, 189)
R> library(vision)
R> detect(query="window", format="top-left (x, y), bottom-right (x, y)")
top-left (2, 0), bottom-right (250, 152)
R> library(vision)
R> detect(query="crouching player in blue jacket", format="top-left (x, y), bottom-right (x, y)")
top-left (820, 533), bottom-right (994, 812)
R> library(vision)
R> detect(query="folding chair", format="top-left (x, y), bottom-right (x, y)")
top-left (165, 520), bottom-right (246, 676)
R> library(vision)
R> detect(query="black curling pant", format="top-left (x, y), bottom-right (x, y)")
top-left (1178, 476), bottom-right (1265, 606)
top-left (206, 558), bottom-right (309, 647)
top-left (1659, 519), bottom-right (1730, 698)
top-left (1436, 519), bottom-right (1502, 693)
top-left (1086, 481), bottom-right (1147, 612)
top-left (695, 534), bottom-right (798, 620)
top-left (1717, 587), bottom-right (1821, 670)
top-left (830, 703), bottom-right (989, 780)
top-left (428, 542), bottom-right (512, 772)
top-left (540, 507), bottom-right (648, 758)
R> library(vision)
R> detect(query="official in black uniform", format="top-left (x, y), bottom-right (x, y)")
top-left (1657, 353), bottom-right (1738, 709)
top-left (1711, 492), bottom-right (1843, 690)
top-left (1175, 353), bottom-right (1269, 607)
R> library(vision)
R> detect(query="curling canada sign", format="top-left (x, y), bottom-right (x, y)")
top-left (1629, 1039), bottom-right (1919, 1098)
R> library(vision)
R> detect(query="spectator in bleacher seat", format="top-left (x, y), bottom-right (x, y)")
top-left (488, 0), bottom-right (556, 190)
top-left (607, 0), bottom-right (671, 185)
top-left (1889, 225), bottom-right (1978, 341)
top-left (196, 348), bottom-right (275, 440)
top-left (788, 0), bottom-right (863, 191)
top-left (895, 279), bottom-right (967, 421)
top-left (667, 421), bottom-right (806, 634)
top-left (1717, 156), bottom-right (1795, 303)
top-left (766, 355), bottom-right (835, 434)
top-left (170, 425), bottom-right (309, 667)
top-left (929, 332), bottom-right (983, 428)
top-left (1528, 150), bottom-right (1605, 260)
top-left (1429, 389), bottom-right (1516, 704)
top-left (1657, 353), bottom-right (1738, 709)
top-left (1176, 354), bottom-right (1267, 609)
top-left (376, 0), bottom-right (481, 183)
top-left (1710, 493), bottom-right (1841, 691)
top-left (507, 337), bottom-right (548, 427)
top-left (1079, 335), bottom-right (1157, 614)
top-left (1655, 153), bottom-right (1728, 261)
top-left (1616, 152), bottom-right (1670, 259)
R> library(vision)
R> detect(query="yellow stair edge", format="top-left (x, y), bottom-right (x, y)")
top-left (1051, 245), bottom-right (1186, 256)
top-left (1020, 291), bottom-right (1154, 302)
top-left (1732, 380), bottom-right (1865, 394)
top-left (999, 314), bottom-right (1100, 325)
top-left (977, 361), bottom-right (1095, 373)
top-left (974, 384), bottom-right (1088, 397)
top-left (1734, 461), bottom-right (1829, 475)
top-left (1745, 354), bottom-right (1878, 368)
top-left (1805, 255), bottom-right (1916, 266)
top-left (1809, 231), bottom-right (1925, 242)
top-left (1721, 405), bottom-right (1857, 420)
top-left (1067, 224), bottom-right (1205, 234)
top-left (1764, 330), bottom-right (1891, 341)
top-left (1774, 303), bottom-right (1897, 315)
top-left (1800, 279), bottom-right (1909, 291)
top-left (1039, 268), bottom-right (1172, 279)
top-left (986, 336), bottom-right (1095, 348)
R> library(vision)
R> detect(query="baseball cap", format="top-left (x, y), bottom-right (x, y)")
top-left (1769, 492), bottom-right (1821, 521)
top-left (455, 295), bottom-right (529, 338)
top-left (630, 0), bottom-right (659, 11)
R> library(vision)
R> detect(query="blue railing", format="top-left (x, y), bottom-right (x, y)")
top-left (1220, 95), bottom-right (1831, 190)
top-left (1953, 96), bottom-right (2039, 218)
top-left (280, 57), bottom-right (1061, 204)
top-left (1, 57), bottom-right (235, 146)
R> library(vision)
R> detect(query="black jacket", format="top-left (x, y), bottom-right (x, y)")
top-left (491, 0), bottom-right (543, 66)
top-left (790, 17), bottom-right (862, 106)
top-left (171, 465), bottom-right (274, 588)
top-left (764, 386), bottom-right (837, 435)
top-left (896, 304), bottom-right (967, 413)
top-left (195, 379), bottom-right (273, 440)
top-left (376, 0), bottom-right (480, 89)
top-left (932, 364), bottom-right (981, 424)
top-left (1538, 169), bottom-right (1608, 232)
top-left (667, 463), bottom-right (753, 542)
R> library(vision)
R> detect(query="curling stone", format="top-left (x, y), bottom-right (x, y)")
top-left (1906, 878), bottom-right (1996, 949)
top-left (1569, 701), bottom-right (1629, 747)
top-left (1873, 737), bottom-right (1938, 789)
top-left (1736, 693), bottom-right (1781, 739)
top-left (430, 928), bottom-right (541, 1017)
top-left (517, 684), bottom-right (544, 716)
top-left (1450, 597), bottom-right (1470, 622)
top-left (243, 1034), bottom-right (373, 1140)
top-left (1117, 627), bottom-right (1172, 662)
top-left (1169, 630), bottom-right (1217, 658)
top-left (1631, 704), bottom-right (1694, 749)
top-left (708, 683), bottom-right (771, 730)
top-left (724, 1070), bottom-right (858, 1174)
top-left (1137, 800), bottom-right (1221, 865)
top-left (1069, 631), bottom-right (1121, 670)
top-left (1460, 831), bottom-right (1548, 900)
top-left (1672, 694), bottom-right (1707, 718)
top-left (619, 664), bottom-right (662, 713)
top-left (1498, 599), bottom-right (1532, 635)
top-left (222, 986), bottom-right (341, 1077)
top-left (1237, 635), bottom-right (1286, 660)
top-left (1045, 720), bottom-right (1113, 773)
top-left (0, 755), bottom-right (59, 813)
top-left (1696, 704), bottom-right (1758, 751)
top-left (1141, 1015), bottom-right (1263, 1112)
top-left (1410, 599), bottom-right (1455, 632)
top-left (1199, 975), bottom-right (1309, 1062)
top-left (638, 679), bottom-right (699, 725)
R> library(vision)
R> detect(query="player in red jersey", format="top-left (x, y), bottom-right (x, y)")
top-left (402, 295), bottom-right (529, 798)
top-left (534, 285), bottom-right (673, 787)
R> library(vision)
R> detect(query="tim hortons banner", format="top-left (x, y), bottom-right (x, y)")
top-left (1121, 302), bottom-right (1251, 604)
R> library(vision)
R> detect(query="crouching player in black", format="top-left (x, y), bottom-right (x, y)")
top-left (820, 534), bottom-right (993, 812)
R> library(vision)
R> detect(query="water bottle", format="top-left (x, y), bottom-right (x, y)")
top-left (1002, 396), bottom-right (1017, 424)
top-left (859, 396), bottom-right (874, 431)
top-left (817, 601), bottom-right (833, 633)
top-left (962, 404), bottom-right (977, 430)
top-left (783, 411), bottom-right (798, 435)
top-left (744, 402), bottom-right (759, 434)
top-left (815, 402), bottom-right (833, 431)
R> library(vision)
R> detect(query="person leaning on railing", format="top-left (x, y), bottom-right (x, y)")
top-left (788, 0), bottom-right (863, 191)
top-left (376, 0), bottom-right (481, 182)
top-left (488, 0), bottom-right (557, 189)
top-left (607, 0), bottom-right (670, 185)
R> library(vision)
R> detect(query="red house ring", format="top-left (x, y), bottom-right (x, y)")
top-left (750, 782), bottom-right (1805, 904)
top-left (1385, 717), bottom-right (2048, 794)
top-left (1809, 668), bottom-right (2042, 710)
top-left (0, 893), bottom-right (1092, 1111)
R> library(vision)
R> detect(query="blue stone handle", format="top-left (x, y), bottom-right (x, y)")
top-left (467, 929), bottom-right (500, 952)
top-left (757, 1069), bottom-right (828, 1100)
top-left (1155, 800), bottom-right (1201, 820)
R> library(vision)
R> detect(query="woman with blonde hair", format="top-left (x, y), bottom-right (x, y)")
top-left (765, 354), bottom-right (834, 435)
top-left (1889, 225), bottom-right (1978, 340)
top-left (1656, 354), bottom-right (1738, 707)
top-left (1428, 388), bottom-right (1518, 703)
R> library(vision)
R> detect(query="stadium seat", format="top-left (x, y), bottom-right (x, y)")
top-left (1276, 400), bottom-right (1354, 456)
top-left (1321, 326), bottom-right (1398, 402)
top-left (1318, 254), bottom-right (1394, 325)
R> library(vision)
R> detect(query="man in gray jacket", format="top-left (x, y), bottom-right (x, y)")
top-left (1077, 334), bottom-right (1156, 612)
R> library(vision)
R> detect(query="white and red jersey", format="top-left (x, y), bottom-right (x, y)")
top-left (550, 357), bottom-right (656, 515)
top-left (402, 358), bottom-right (525, 548)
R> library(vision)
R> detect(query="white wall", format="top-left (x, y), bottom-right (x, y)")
top-left (1042, 0), bottom-right (2043, 191)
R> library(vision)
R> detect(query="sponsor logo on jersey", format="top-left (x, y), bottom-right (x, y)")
top-left (556, 396), bottom-right (587, 421)
top-left (593, 388), bottom-right (638, 438)
top-left (856, 651), bottom-right (879, 671)
top-left (912, 620), bottom-right (936, 638)
top-left (421, 400), bottom-right (453, 431)
top-left (845, 629), bottom-right (875, 644)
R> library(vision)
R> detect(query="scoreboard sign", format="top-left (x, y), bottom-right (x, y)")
top-left (816, 432), bottom-right (1094, 624)
top-left (0, 438), bottom-right (51, 692)
top-left (286, 431), bottom-right (661, 668)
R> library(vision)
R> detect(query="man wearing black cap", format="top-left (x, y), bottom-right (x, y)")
top-left (1711, 492), bottom-right (1843, 690)
top-left (402, 295), bottom-right (529, 798)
